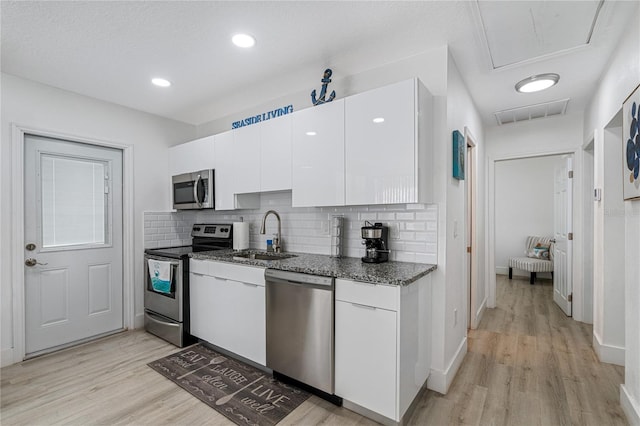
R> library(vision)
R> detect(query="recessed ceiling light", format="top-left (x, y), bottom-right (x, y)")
top-left (515, 73), bottom-right (559, 93)
top-left (232, 33), bottom-right (256, 48)
top-left (305, 131), bottom-right (317, 136)
top-left (372, 117), bottom-right (385, 124)
top-left (151, 78), bottom-right (171, 87)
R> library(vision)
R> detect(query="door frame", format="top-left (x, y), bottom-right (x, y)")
top-left (486, 147), bottom-right (581, 314)
top-left (464, 127), bottom-right (481, 329)
top-left (11, 123), bottom-right (134, 363)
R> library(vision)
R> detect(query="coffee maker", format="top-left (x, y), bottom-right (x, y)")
top-left (361, 222), bottom-right (389, 263)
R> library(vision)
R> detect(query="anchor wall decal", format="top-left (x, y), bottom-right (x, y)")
top-left (311, 68), bottom-right (336, 106)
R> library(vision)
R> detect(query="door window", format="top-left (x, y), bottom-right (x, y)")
top-left (40, 153), bottom-right (111, 249)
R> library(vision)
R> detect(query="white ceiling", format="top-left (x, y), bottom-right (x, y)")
top-left (1, 1), bottom-right (636, 127)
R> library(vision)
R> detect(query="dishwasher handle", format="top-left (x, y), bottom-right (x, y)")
top-left (265, 269), bottom-right (333, 289)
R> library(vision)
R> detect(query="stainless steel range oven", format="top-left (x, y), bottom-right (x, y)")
top-left (144, 223), bottom-right (232, 347)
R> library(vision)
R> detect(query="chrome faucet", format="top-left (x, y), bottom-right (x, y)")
top-left (259, 210), bottom-right (282, 253)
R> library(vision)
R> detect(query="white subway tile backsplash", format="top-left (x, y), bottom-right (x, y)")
top-left (396, 212), bottom-right (415, 221)
top-left (377, 212), bottom-right (396, 221)
top-left (405, 222), bottom-right (426, 231)
top-left (143, 192), bottom-right (438, 265)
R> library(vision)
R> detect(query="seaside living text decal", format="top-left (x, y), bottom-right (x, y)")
top-left (232, 104), bottom-right (294, 129)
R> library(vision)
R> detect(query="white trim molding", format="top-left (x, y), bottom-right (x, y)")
top-left (593, 330), bottom-right (625, 366)
top-left (10, 123), bottom-right (135, 365)
top-left (1, 348), bottom-right (15, 368)
top-left (427, 337), bottom-right (467, 394)
top-left (621, 384), bottom-right (640, 426)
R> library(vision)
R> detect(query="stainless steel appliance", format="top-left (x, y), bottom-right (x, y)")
top-left (172, 169), bottom-right (214, 210)
top-left (265, 269), bottom-right (339, 402)
top-left (144, 224), bottom-right (232, 346)
top-left (361, 221), bottom-right (389, 263)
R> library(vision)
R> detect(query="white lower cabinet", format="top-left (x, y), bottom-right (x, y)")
top-left (335, 276), bottom-right (432, 423)
top-left (190, 259), bottom-right (266, 366)
top-left (335, 299), bottom-right (397, 419)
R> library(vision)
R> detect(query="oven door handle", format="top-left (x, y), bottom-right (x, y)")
top-left (146, 311), bottom-right (180, 328)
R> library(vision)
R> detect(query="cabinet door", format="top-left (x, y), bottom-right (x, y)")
top-left (345, 79), bottom-right (417, 205)
top-left (335, 300), bottom-right (397, 419)
top-left (189, 271), bottom-right (217, 342)
top-left (292, 100), bottom-right (345, 207)
top-left (213, 131), bottom-right (235, 210)
top-left (208, 277), bottom-right (266, 366)
top-left (233, 125), bottom-right (261, 194)
top-left (261, 115), bottom-right (292, 192)
top-left (169, 136), bottom-right (215, 176)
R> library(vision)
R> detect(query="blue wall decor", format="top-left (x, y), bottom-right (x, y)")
top-left (623, 83), bottom-right (640, 200)
top-left (311, 69), bottom-right (336, 106)
top-left (452, 130), bottom-right (465, 180)
top-left (231, 104), bottom-right (294, 129)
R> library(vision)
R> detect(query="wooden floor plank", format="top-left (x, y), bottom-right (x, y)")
top-left (1, 275), bottom-right (629, 425)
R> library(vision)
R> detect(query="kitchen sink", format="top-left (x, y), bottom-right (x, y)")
top-left (232, 251), bottom-right (297, 261)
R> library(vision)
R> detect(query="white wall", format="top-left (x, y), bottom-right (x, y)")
top-left (583, 2), bottom-right (640, 422)
top-left (196, 47), bottom-right (448, 137)
top-left (495, 156), bottom-right (563, 276)
top-left (438, 51), bottom-right (485, 393)
top-left (486, 113), bottom-right (585, 321)
top-left (0, 73), bottom-right (195, 366)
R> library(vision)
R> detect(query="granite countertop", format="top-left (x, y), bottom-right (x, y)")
top-left (190, 249), bottom-right (437, 286)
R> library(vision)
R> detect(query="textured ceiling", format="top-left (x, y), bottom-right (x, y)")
top-left (1, 1), bottom-right (636, 126)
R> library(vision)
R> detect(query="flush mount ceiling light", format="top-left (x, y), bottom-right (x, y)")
top-left (515, 73), bottom-right (560, 93)
top-left (305, 131), bottom-right (317, 136)
top-left (232, 33), bottom-right (256, 48)
top-left (151, 78), bottom-right (171, 87)
top-left (372, 117), bottom-right (385, 124)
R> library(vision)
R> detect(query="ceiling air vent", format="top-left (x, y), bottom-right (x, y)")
top-left (494, 99), bottom-right (569, 125)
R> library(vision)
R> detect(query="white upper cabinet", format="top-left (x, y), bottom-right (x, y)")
top-left (292, 99), bottom-right (345, 207)
top-left (345, 78), bottom-right (432, 205)
top-left (213, 131), bottom-right (236, 210)
top-left (168, 135), bottom-right (215, 176)
top-left (232, 124), bottom-right (261, 194)
top-left (260, 115), bottom-right (292, 192)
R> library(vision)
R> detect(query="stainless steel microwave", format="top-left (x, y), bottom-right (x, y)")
top-left (172, 169), bottom-right (214, 210)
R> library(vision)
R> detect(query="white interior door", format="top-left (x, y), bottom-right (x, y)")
top-left (24, 134), bottom-right (123, 356)
top-left (553, 156), bottom-right (573, 316)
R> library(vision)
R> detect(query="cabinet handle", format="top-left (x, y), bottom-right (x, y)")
top-left (351, 302), bottom-right (377, 310)
top-left (242, 282), bottom-right (259, 288)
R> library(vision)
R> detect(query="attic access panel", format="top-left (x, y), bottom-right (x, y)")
top-left (477, 0), bottom-right (603, 69)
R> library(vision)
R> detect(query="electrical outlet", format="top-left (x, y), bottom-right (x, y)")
top-left (390, 223), bottom-right (400, 239)
top-left (454, 308), bottom-right (458, 326)
top-left (321, 220), bottom-right (330, 236)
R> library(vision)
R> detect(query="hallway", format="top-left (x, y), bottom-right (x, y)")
top-left (412, 275), bottom-right (627, 425)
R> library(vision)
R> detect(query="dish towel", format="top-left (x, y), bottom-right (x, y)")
top-left (148, 259), bottom-right (172, 294)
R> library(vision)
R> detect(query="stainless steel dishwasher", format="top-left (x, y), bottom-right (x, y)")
top-left (265, 269), bottom-right (335, 397)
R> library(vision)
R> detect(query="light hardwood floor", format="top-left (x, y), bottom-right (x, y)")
top-left (1, 275), bottom-right (628, 425)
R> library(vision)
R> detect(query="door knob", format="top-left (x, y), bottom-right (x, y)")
top-left (25, 258), bottom-right (48, 267)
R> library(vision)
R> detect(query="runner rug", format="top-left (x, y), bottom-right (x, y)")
top-left (148, 344), bottom-right (310, 426)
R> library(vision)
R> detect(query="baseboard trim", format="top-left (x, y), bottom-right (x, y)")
top-left (427, 336), bottom-right (467, 394)
top-left (621, 384), bottom-right (640, 426)
top-left (134, 312), bottom-right (145, 329)
top-left (473, 297), bottom-right (487, 329)
top-left (593, 331), bottom-right (625, 366)
top-left (1, 347), bottom-right (15, 368)
top-left (496, 266), bottom-right (509, 275)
